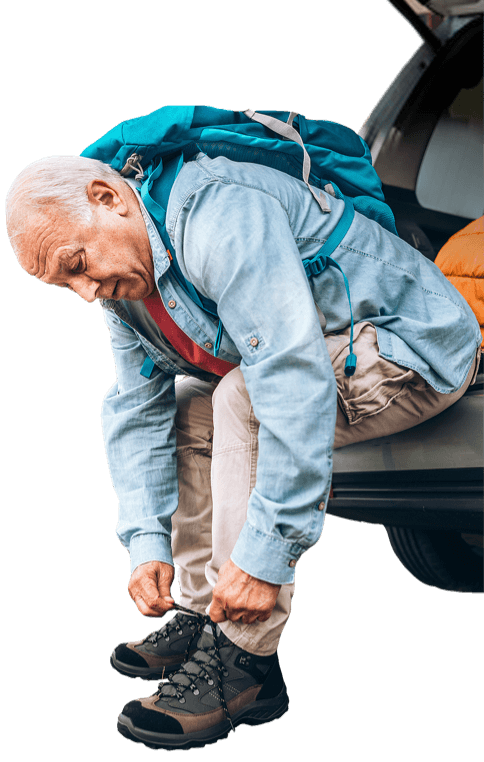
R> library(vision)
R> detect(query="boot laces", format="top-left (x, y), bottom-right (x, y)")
top-left (156, 603), bottom-right (235, 730)
top-left (144, 609), bottom-right (201, 645)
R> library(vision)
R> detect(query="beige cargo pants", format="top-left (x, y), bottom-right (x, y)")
top-left (172, 322), bottom-right (479, 656)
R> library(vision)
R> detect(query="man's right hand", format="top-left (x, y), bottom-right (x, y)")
top-left (128, 560), bottom-right (175, 617)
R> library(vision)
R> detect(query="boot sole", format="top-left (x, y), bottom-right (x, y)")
top-left (110, 652), bottom-right (183, 681)
top-left (117, 689), bottom-right (289, 749)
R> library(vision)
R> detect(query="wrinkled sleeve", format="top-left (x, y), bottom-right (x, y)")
top-left (174, 180), bottom-right (337, 585)
top-left (102, 309), bottom-right (178, 574)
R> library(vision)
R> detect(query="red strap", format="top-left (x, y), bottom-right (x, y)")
top-left (143, 292), bottom-right (237, 377)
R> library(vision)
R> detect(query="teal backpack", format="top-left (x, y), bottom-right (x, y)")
top-left (81, 106), bottom-right (397, 375)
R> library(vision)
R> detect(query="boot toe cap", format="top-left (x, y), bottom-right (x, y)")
top-left (121, 700), bottom-right (184, 735)
top-left (113, 643), bottom-right (150, 669)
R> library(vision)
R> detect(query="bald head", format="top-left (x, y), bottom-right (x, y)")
top-left (6, 156), bottom-right (155, 302)
top-left (6, 156), bottom-right (125, 255)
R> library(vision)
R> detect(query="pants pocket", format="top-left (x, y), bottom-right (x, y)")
top-left (324, 321), bottom-right (427, 426)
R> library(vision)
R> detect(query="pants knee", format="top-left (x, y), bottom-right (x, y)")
top-left (175, 377), bottom-right (216, 452)
top-left (212, 368), bottom-right (259, 445)
top-left (212, 368), bottom-right (251, 411)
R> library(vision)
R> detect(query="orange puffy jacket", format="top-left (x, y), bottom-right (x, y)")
top-left (434, 216), bottom-right (484, 348)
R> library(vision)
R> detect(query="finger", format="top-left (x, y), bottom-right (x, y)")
top-left (209, 598), bottom-right (227, 623)
top-left (136, 578), bottom-right (171, 614)
top-left (236, 609), bottom-right (266, 624)
top-left (140, 593), bottom-right (173, 617)
top-left (235, 609), bottom-right (273, 624)
top-left (156, 577), bottom-right (175, 603)
top-left (133, 596), bottom-right (166, 617)
top-left (225, 606), bottom-right (257, 623)
top-left (146, 597), bottom-right (172, 615)
top-left (132, 589), bottom-right (172, 616)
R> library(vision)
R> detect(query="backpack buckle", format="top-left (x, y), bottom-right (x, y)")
top-left (303, 254), bottom-right (328, 278)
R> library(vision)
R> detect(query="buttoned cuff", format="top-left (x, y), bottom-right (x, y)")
top-left (129, 533), bottom-right (174, 575)
top-left (230, 522), bottom-right (308, 585)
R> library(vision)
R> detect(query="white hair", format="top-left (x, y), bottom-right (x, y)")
top-left (5, 155), bottom-right (124, 252)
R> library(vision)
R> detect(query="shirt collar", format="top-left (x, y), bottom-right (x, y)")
top-left (123, 178), bottom-right (171, 279)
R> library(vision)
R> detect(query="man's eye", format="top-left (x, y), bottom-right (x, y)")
top-left (72, 259), bottom-right (83, 273)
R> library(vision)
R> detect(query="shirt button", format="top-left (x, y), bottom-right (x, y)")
top-left (168, 300), bottom-right (176, 309)
top-left (318, 501), bottom-right (325, 511)
top-left (250, 337), bottom-right (259, 347)
top-left (288, 559), bottom-right (297, 568)
top-left (205, 342), bottom-right (213, 349)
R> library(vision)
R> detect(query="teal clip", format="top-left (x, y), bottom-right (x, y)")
top-left (214, 319), bottom-right (224, 358)
top-left (140, 356), bottom-right (155, 378)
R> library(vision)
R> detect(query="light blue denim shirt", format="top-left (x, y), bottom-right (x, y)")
top-left (101, 153), bottom-right (481, 585)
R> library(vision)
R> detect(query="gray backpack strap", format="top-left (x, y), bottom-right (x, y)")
top-left (244, 109), bottom-right (330, 213)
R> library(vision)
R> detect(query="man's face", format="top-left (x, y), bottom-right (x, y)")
top-left (16, 180), bottom-right (155, 302)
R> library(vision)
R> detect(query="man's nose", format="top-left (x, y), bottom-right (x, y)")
top-left (71, 277), bottom-right (100, 303)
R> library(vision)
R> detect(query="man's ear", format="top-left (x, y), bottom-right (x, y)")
top-left (87, 180), bottom-right (128, 215)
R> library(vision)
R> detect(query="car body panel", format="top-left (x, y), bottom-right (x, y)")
top-left (329, 390), bottom-right (483, 532)
top-left (326, 4), bottom-right (483, 536)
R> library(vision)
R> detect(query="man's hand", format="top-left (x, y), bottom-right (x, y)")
top-left (209, 559), bottom-right (280, 625)
top-left (128, 560), bottom-right (175, 617)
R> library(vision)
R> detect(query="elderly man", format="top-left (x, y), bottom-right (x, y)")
top-left (6, 148), bottom-right (481, 751)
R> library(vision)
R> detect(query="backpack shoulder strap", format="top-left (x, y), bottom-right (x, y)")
top-left (244, 110), bottom-right (330, 214)
top-left (140, 152), bottom-right (220, 320)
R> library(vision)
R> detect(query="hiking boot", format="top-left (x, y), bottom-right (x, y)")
top-left (110, 611), bottom-right (206, 680)
top-left (117, 618), bottom-right (289, 750)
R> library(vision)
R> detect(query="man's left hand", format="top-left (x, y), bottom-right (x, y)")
top-left (209, 559), bottom-right (280, 625)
